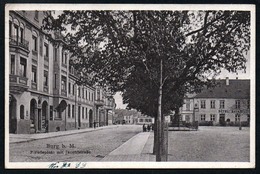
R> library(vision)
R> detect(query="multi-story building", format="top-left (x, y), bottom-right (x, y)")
top-left (8, 11), bottom-right (115, 134)
top-left (179, 78), bottom-right (250, 126)
top-left (123, 115), bottom-right (134, 124)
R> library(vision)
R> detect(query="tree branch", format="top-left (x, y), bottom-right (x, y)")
top-left (186, 12), bottom-right (227, 37)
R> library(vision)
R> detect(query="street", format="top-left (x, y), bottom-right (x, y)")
top-left (9, 125), bottom-right (142, 162)
top-left (9, 125), bottom-right (250, 162)
top-left (168, 126), bottom-right (250, 162)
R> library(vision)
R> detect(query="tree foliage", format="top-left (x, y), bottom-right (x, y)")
top-left (43, 10), bottom-right (250, 116)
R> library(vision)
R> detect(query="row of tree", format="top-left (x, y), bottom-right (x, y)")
top-left (43, 10), bottom-right (250, 161)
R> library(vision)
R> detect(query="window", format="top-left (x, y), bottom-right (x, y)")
top-left (78, 87), bottom-right (80, 97)
top-left (14, 25), bottom-right (19, 41)
top-left (65, 53), bottom-right (67, 64)
top-left (85, 108), bottom-right (88, 119)
top-left (139, 118), bottom-right (144, 122)
top-left (62, 51), bottom-right (67, 64)
top-left (32, 35), bottom-right (37, 51)
top-left (235, 100), bottom-right (240, 109)
top-left (97, 89), bottom-right (100, 100)
top-left (92, 93), bottom-right (94, 101)
top-left (50, 106), bottom-right (53, 120)
top-left (44, 71), bottom-right (48, 86)
top-left (201, 100), bottom-right (206, 109)
top-left (72, 105), bottom-right (75, 118)
top-left (54, 47), bottom-right (58, 61)
top-left (201, 114), bottom-right (206, 121)
top-left (35, 11), bottom-right (39, 20)
top-left (44, 43), bottom-right (49, 58)
top-left (68, 104), bottom-right (71, 118)
top-left (82, 107), bottom-right (84, 119)
top-left (210, 100), bottom-right (215, 109)
top-left (72, 84), bottom-right (75, 95)
top-left (210, 114), bottom-right (215, 121)
top-left (61, 76), bottom-right (67, 90)
top-left (54, 74), bottom-right (57, 89)
top-left (220, 100), bottom-right (225, 109)
top-left (20, 105), bottom-right (24, 119)
top-left (9, 20), bottom-right (12, 37)
top-left (31, 66), bottom-right (37, 83)
top-left (89, 91), bottom-right (91, 100)
top-left (19, 57), bottom-right (27, 77)
top-left (68, 82), bottom-right (71, 94)
top-left (11, 55), bottom-right (15, 75)
top-left (235, 114), bottom-right (240, 122)
top-left (186, 99), bottom-right (190, 111)
top-left (82, 88), bottom-right (84, 99)
top-left (85, 89), bottom-right (88, 99)
top-left (20, 28), bottom-right (24, 43)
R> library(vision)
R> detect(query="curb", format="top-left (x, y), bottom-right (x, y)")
top-left (10, 125), bottom-right (120, 144)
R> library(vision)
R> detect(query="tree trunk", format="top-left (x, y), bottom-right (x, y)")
top-left (153, 115), bottom-right (157, 155)
top-left (156, 58), bottom-right (164, 161)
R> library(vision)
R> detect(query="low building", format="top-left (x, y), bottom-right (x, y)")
top-left (136, 116), bottom-right (154, 125)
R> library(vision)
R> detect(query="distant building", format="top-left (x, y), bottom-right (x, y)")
top-left (136, 116), bottom-right (154, 125)
top-left (179, 78), bottom-right (250, 126)
top-left (123, 115), bottom-right (134, 124)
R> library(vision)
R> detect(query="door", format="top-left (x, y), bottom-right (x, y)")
top-left (219, 114), bottom-right (226, 126)
top-left (78, 106), bottom-right (81, 128)
top-left (89, 109), bottom-right (93, 127)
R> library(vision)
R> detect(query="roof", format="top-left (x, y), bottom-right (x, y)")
top-left (194, 79), bottom-right (250, 99)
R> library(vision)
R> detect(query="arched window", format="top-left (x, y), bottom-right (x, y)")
top-left (32, 31), bottom-right (38, 52)
top-left (20, 105), bottom-right (25, 119)
top-left (13, 18), bottom-right (20, 42)
top-left (20, 23), bottom-right (25, 43)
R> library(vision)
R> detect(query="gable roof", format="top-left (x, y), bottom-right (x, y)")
top-left (194, 79), bottom-right (250, 99)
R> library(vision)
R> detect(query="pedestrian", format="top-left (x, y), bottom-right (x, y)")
top-left (147, 124), bottom-right (151, 132)
top-left (143, 124), bottom-right (146, 132)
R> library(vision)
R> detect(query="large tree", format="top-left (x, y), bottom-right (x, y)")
top-left (43, 10), bottom-right (250, 161)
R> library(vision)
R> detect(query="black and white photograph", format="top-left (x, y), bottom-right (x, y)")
top-left (5, 4), bottom-right (255, 169)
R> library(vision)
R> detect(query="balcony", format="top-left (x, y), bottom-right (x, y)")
top-left (95, 99), bottom-right (104, 106)
top-left (9, 35), bottom-right (29, 51)
top-left (43, 86), bottom-right (49, 93)
top-left (9, 74), bottom-right (29, 94)
top-left (61, 89), bottom-right (67, 96)
top-left (31, 81), bottom-right (37, 90)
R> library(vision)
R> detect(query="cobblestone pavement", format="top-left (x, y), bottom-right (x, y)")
top-left (168, 126), bottom-right (250, 162)
top-left (9, 125), bottom-right (143, 162)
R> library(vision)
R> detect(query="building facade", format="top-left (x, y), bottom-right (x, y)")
top-left (179, 78), bottom-right (250, 126)
top-left (9, 11), bottom-right (115, 134)
top-left (123, 115), bottom-right (134, 124)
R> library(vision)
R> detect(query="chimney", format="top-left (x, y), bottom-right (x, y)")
top-left (226, 77), bottom-right (229, 86)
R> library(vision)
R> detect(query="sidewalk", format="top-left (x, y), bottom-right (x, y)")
top-left (101, 132), bottom-right (155, 161)
top-left (9, 125), bottom-right (120, 144)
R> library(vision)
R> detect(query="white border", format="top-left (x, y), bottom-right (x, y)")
top-left (5, 4), bottom-right (256, 169)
